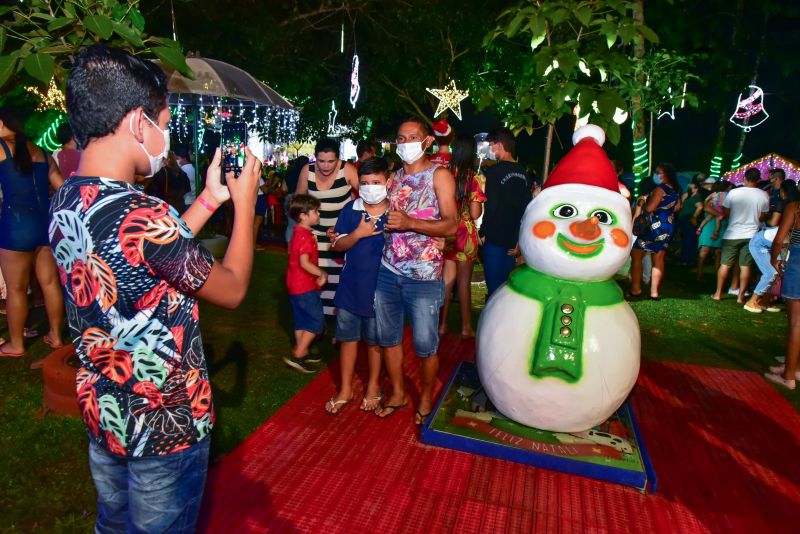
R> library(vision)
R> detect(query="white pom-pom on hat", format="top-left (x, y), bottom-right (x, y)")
top-left (572, 124), bottom-right (605, 147)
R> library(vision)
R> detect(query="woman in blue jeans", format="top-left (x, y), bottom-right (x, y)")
top-left (744, 182), bottom-right (798, 312)
top-left (765, 199), bottom-right (800, 390)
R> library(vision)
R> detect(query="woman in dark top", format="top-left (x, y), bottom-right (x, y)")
top-left (0, 108), bottom-right (65, 358)
top-left (628, 163), bottom-right (681, 300)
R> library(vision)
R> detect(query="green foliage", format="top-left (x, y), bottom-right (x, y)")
top-left (475, 0), bottom-right (664, 144)
top-left (0, 0), bottom-right (191, 95)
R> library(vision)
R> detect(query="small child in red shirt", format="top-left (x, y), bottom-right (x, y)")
top-left (285, 194), bottom-right (326, 373)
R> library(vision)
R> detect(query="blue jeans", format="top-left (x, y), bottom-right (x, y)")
top-left (89, 438), bottom-right (210, 534)
top-left (374, 266), bottom-right (444, 357)
top-left (336, 307), bottom-right (379, 345)
top-left (750, 228), bottom-right (777, 296)
top-left (482, 241), bottom-right (517, 296)
top-left (290, 290), bottom-right (324, 333)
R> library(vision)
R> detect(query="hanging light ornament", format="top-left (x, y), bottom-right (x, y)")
top-left (350, 54), bottom-right (360, 108)
top-left (25, 79), bottom-right (66, 112)
top-left (426, 79), bottom-right (470, 121)
top-left (729, 85), bottom-right (769, 132)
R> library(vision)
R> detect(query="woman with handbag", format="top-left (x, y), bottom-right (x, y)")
top-left (627, 163), bottom-right (681, 300)
top-left (765, 198), bottom-right (800, 390)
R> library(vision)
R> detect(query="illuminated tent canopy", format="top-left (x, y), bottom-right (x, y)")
top-left (723, 153), bottom-right (800, 184)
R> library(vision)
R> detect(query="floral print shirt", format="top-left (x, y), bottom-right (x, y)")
top-left (49, 176), bottom-right (215, 457)
top-left (382, 164), bottom-right (443, 280)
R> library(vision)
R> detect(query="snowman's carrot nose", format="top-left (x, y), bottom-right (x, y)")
top-left (570, 216), bottom-right (601, 240)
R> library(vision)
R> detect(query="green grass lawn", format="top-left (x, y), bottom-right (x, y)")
top-left (0, 251), bottom-right (795, 531)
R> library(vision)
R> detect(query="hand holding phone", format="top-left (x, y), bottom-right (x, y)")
top-left (220, 123), bottom-right (248, 184)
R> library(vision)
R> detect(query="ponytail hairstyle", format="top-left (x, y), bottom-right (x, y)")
top-left (449, 136), bottom-right (476, 202)
top-left (0, 108), bottom-right (33, 175)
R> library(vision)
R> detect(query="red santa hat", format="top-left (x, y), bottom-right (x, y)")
top-left (432, 119), bottom-right (452, 137)
top-left (543, 125), bottom-right (619, 192)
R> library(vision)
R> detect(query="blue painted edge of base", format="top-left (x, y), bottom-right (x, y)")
top-left (420, 361), bottom-right (654, 493)
top-left (627, 390), bottom-right (658, 493)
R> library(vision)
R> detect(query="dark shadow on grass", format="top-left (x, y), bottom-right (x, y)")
top-left (207, 341), bottom-right (249, 410)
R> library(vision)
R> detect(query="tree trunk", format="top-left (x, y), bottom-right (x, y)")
top-left (631, 0), bottom-right (647, 198)
top-left (542, 123), bottom-right (554, 182)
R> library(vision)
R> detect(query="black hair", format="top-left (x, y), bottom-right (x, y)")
top-left (356, 140), bottom-right (377, 158)
top-left (780, 180), bottom-right (799, 202)
top-left (357, 156), bottom-right (389, 178)
top-left (398, 116), bottom-right (431, 136)
top-left (0, 108), bottom-right (33, 175)
top-left (486, 127), bottom-right (515, 154)
top-left (314, 138), bottom-right (340, 157)
top-left (769, 168), bottom-right (786, 181)
top-left (449, 136), bottom-right (476, 201)
top-left (66, 44), bottom-right (168, 149)
top-left (173, 144), bottom-right (190, 159)
top-left (744, 167), bottom-right (761, 183)
top-left (655, 162), bottom-right (679, 191)
top-left (56, 121), bottom-right (74, 146)
top-left (288, 193), bottom-right (321, 222)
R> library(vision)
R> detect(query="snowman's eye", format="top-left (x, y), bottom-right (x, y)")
top-left (590, 209), bottom-right (616, 225)
top-left (552, 204), bottom-right (578, 219)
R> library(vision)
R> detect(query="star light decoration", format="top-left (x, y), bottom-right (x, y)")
top-left (426, 79), bottom-right (469, 121)
top-left (25, 79), bottom-right (66, 112)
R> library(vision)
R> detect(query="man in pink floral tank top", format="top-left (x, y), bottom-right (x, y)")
top-left (375, 118), bottom-right (458, 425)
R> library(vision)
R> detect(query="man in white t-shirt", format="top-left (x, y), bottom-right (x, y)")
top-left (175, 145), bottom-right (197, 206)
top-left (712, 168), bottom-right (769, 303)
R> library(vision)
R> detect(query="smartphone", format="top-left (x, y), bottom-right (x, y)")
top-left (220, 123), bottom-right (247, 182)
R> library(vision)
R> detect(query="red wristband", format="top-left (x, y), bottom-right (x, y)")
top-left (198, 196), bottom-right (217, 212)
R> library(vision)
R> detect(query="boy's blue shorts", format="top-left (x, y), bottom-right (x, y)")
top-left (290, 290), bottom-right (324, 334)
top-left (335, 307), bottom-right (378, 345)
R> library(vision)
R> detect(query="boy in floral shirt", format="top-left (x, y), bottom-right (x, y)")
top-left (52, 44), bottom-right (260, 533)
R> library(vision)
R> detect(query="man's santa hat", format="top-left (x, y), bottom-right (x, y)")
top-left (432, 119), bottom-right (452, 137)
top-left (543, 125), bottom-right (619, 192)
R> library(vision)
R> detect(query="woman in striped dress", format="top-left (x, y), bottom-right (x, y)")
top-left (295, 138), bottom-right (358, 316)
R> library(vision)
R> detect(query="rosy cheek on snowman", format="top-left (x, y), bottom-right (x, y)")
top-left (530, 206), bottom-right (630, 258)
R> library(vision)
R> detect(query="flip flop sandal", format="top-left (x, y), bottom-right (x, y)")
top-left (415, 410), bottom-right (433, 426)
top-left (360, 392), bottom-right (384, 411)
top-left (325, 397), bottom-right (353, 415)
top-left (0, 343), bottom-right (26, 358)
top-left (374, 402), bottom-right (408, 419)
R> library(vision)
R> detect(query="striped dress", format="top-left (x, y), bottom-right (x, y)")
top-left (307, 161), bottom-right (353, 315)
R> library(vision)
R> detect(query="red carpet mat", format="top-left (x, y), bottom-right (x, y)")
top-left (199, 332), bottom-right (800, 533)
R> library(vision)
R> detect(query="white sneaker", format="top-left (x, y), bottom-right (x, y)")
top-left (769, 365), bottom-right (800, 380)
top-left (764, 372), bottom-right (796, 390)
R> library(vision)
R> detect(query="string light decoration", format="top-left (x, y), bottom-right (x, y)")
top-left (426, 79), bottom-right (469, 121)
top-left (327, 100), bottom-right (338, 136)
top-left (25, 79), bottom-right (66, 112)
top-left (166, 95), bottom-right (299, 156)
top-left (350, 54), bottom-right (360, 108)
top-left (722, 153), bottom-right (800, 185)
top-left (729, 85), bottom-right (769, 132)
top-left (36, 115), bottom-right (66, 152)
top-left (708, 155), bottom-right (723, 179)
top-left (729, 153), bottom-right (743, 171)
top-left (631, 135), bottom-right (648, 198)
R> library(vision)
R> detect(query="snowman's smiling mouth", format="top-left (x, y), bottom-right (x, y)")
top-left (557, 233), bottom-right (604, 258)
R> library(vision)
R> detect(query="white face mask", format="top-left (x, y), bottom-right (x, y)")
top-left (359, 184), bottom-right (387, 204)
top-left (130, 113), bottom-right (170, 177)
top-left (396, 141), bottom-right (425, 164)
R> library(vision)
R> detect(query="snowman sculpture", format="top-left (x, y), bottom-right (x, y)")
top-left (477, 125), bottom-right (640, 433)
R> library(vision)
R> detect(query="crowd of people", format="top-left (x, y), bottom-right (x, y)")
top-left (0, 42), bottom-right (798, 533)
